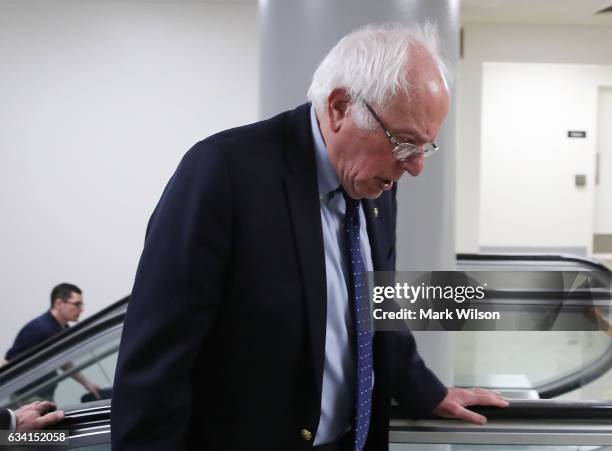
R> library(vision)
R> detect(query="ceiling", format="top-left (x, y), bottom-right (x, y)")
top-left (99, 0), bottom-right (612, 26)
top-left (461, 0), bottom-right (612, 26)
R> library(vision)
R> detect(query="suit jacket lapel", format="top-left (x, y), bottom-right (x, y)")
top-left (283, 104), bottom-right (327, 399)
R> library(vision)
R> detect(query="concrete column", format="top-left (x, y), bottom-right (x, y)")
top-left (259, 0), bottom-right (459, 386)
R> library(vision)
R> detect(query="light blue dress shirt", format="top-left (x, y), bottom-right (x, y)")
top-left (310, 105), bottom-right (374, 445)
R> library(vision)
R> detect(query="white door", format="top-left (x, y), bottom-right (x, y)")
top-left (479, 62), bottom-right (597, 254)
top-left (594, 87), bottom-right (612, 252)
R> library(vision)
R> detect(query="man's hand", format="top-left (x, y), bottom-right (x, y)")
top-left (433, 387), bottom-right (509, 425)
top-left (69, 369), bottom-right (101, 399)
top-left (83, 381), bottom-right (101, 399)
top-left (14, 401), bottom-right (65, 431)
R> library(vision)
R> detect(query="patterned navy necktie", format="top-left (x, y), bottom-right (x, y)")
top-left (342, 191), bottom-right (373, 451)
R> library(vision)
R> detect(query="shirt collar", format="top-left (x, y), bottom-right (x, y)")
top-left (310, 104), bottom-right (340, 201)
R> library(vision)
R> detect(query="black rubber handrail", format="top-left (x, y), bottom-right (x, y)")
top-left (59, 399), bottom-right (612, 430)
top-left (469, 400), bottom-right (612, 420)
top-left (537, 341), bottom-right (612, 399)
top-left (45, 402), bottom-right (111, 433)
top-left (457, 253), bottom-right (611, 274)
top-left (393, 400), bottom-right (612, 420)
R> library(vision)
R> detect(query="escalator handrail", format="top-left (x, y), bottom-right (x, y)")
top-left (392, 400), bottom-right (612, 420)
top-left (457, 252), bottom-right (612, 274)
top-left (57, 399), bottom-right (612, 430)
top-left (458, 252), bottom-right (612, 398)
top-left (536, 339), bottom-right (612, 399)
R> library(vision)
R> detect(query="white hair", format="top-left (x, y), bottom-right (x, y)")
top-left (307, 22), bottom-right (449, 130)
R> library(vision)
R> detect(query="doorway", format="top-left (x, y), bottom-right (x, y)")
top-left (594, 87), bottom-right (612, 262)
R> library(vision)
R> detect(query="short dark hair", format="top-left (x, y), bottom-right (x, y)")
top-left (50, 283), bottom-right (82, 309)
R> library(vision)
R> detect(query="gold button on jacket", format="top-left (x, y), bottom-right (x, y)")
top-left (300, 429), bottom-right (312, 441)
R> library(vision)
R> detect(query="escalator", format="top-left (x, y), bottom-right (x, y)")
top-left (391, 400), bottom-right (612, 449)
top-left (1, 254), bottom-right (611, 449)
top-left (387, 253), bottom-right (612, 450)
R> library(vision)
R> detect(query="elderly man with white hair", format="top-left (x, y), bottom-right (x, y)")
top-left (112, 23), bottom-right (507, 451)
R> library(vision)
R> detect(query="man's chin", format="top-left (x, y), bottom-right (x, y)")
top-left (348, 182), bottom-right (385, 200)
top-left (356, 188), bottom-right (384, 200)
top-left (365, 191), bottom-right (383, 200)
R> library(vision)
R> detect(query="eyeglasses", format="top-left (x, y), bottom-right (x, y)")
top-left (63, 300), bottom-right (84, 308)
top-left (363, 101), bottom-right (439, 161)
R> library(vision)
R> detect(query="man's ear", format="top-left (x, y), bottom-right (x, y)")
top-left (326, 88), bottom-right (351, 132)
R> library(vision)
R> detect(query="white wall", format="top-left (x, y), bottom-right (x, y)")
top-left (457, 23), bottom-right (612, 253)
top-left (479, 62), bottom-right (612, 251)
top-left (0, 1), bottom-right (259, 355)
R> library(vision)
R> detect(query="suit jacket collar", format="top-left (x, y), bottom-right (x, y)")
top-left (309, 104), bottom-right (340, 199)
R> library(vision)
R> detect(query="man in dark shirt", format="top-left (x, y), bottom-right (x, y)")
top-left (4, 283), bottom-right (100, 401)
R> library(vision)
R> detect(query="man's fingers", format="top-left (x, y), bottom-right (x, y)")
top-left (89, 385), bottom-right (101, 399)
top-left (476, 393), bottom-right (509, 407)
top-left (472, 387), bottom-right (503, 397)
top-left (25, 401), bottom-right (42, 410)
top-left (34, 410), bottom-right (64, 429)
top-left (472, 393), bottom-right (509, 407)
top-left (35, 401), bottom-right (57, 413)
top-left (470, 388), bottom-right (509, 407)
top-left (435, 387), bottom-right (509, 425)
top-left (454, 405), bottom-right (487, 425)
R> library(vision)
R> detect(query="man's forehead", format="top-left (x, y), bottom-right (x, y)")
top-left (386, 89), bottom-right (432, 118)
top-left (384, 84), bottom-right (450, 140)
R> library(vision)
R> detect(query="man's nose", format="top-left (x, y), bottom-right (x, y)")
top-left (399, 154), bottom-right (424, 177)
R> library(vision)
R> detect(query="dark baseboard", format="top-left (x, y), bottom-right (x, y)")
top-left (593, 234), bottom-right (612, 253)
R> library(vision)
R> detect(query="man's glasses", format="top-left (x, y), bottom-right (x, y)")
top-left (63, 300), bottom-right (84, 308)
top-left (363, 101), bottom-right (439, 161)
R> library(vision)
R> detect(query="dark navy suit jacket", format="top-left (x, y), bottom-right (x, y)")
top-left (111, 103), bottom-right (447, 451)
top-left (0, 409), bottom-right (11, 430)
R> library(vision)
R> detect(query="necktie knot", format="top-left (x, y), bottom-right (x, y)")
top-left (341, 189), bottom-right (360, 220)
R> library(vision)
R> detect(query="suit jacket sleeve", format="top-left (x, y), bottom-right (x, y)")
top-left (387, 184), bottom-right (448, 418)
top-left (111, 143), bottom-right (232, 451)
top-left (392, 331), bottom-right (448, 418)
top-left (0, 408), bottom-right (13, 430)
